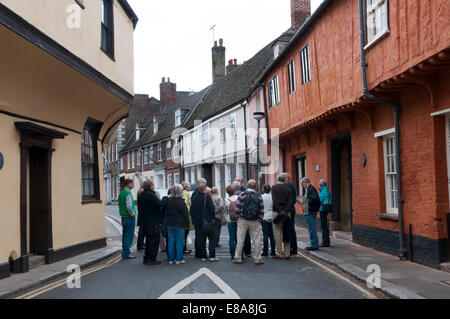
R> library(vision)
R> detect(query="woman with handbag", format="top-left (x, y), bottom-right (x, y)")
top-left (211, 187), bottom-right (226, 248)
top-left (319, 179), bottom-right (332, 247)
top-left (190, 179), bottom-right (218, 262)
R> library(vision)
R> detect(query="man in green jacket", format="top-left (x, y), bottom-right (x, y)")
top-left (118, 178), bottom-right (137, 259)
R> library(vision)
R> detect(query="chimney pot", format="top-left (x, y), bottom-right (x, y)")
top-left (214, 40), bottom-right (218, 47)
top-left (162, 77), bottom-right (165, 83)
top-left (234, 59), bottom-right (237, 65)
top-left (168, 77), bottom-right (171, 83)
top-left (219, 38), bottom-right (223, 47)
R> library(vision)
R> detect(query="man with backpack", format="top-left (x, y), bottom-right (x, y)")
top-left (232, 180), bottom-right (265, 265)
top-left (298, 177), bottom-right (321, 251)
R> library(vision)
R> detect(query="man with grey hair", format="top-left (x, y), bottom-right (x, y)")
top-left (190, 178), bottom-right (218, 261)
top-left (271, 173), bottom-right (294, 259)
top-left (283, 173), bottom-right (298, 256)
top-left (233, 180), bottom-right (265, 265)
top-left (298, 177), bottom-right (320, 251)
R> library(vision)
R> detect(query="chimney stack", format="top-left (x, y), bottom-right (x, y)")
top-left (160, 77), bottom-right (177, 111)
top-left (212, 38), bottom-right (226, 82)
top-left (226, 58), bottom-right (239, 74)
top-left (291, 0), bottom-right (311, 30)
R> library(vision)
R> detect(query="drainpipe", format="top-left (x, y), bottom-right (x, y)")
top-left (243, 100), bottom-right (250, 181)
top-left (358, 0), bottom-right (406, 259)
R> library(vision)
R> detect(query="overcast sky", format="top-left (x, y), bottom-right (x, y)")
top-left (128, 0), bottom-right (324, 99)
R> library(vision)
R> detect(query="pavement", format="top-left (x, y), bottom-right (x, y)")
top-left (1, 204), bottom-right (449, 299)
top-left (294, 223), bottom-right (450, 299)
top-left (0, 215), bottom-right (123, 299)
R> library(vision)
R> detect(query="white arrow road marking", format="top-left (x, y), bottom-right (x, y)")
top-left (158, 267), bottom-right (240, 299)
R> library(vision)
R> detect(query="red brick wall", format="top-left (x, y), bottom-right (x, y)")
top-left (266, 0), bottom-right (450, 138)
top-left (280, 84), bottom-right (450, 241)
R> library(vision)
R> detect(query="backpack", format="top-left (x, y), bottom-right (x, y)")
top-left (241, 191), bottom-right (261, 220)
top-left (229, 199), bottom-right (238, 222)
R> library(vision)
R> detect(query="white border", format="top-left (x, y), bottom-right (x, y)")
top-left (430, 108), bottom-right (450, 117)
top-left (374, 127), bottom-right (395, 138)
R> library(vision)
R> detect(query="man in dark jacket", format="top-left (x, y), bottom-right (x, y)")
top-left (190, 178), bottom-right (218, 261)
top-left (284, 174), bottom-right (298, 255)
top-left (271, 174), bottom-right (294, 259)
top-left (137, 179), bottom-right (168, 265)
top-left (299, 177), bottom-right (320, 251)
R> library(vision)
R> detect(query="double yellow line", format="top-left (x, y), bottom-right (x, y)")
top-left (16, 215), bottom-right (133, 299)
top-left (16, 262), bottom-right (111, 299)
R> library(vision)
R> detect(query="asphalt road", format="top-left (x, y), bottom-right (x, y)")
top-left (24, 206), bottom-right (383, 299)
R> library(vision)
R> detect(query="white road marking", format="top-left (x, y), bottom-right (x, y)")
top-left (296, 251), bottom-right (378, 299)
top-left (106, 216), bottom-right (123, 235)
top-left (158, 267), bottom-right (240, 299)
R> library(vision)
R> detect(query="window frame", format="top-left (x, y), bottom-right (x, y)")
top-left (150, 145), bottom-right (154, 163)
top-left (157, 143), bottom-right (162, 162)
top-left (100, 0), bottom-right (115, 59)
top-left (300, 45), bottom-right (311, 85)
top-left (167, 173), bottom-right (173, 188)
top-left (268, 75), bottom-right (280, 109)
top-left (288, 59), bottom-right (296, 94)
top-left (382, 133), bottom-right (398, 215)
top-left (144, 147), bottom-right (149, 165)
top-left (229, 113), bottom-right (237, 139)
top-left (365, 0), bottom-right (389, 48)
top-left (166, 140), bottom-right (172, 160)
top-left (175, 109), bottom-right (181, 127)
top-left (153, 116), bottom-right (158, 134)
top-left (81, 118), bottom-right (102, 202)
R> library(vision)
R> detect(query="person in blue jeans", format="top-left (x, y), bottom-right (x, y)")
top-left (118, 179), bottom-right (137, 259)
top-left (225, 185), bottom-right (239, 258)
top-left (298, 177), bottom-right (320, 251)
top-left (164, 184), bottom-right (190, 264)
top-left (318, 179), bottom-right (332, 247)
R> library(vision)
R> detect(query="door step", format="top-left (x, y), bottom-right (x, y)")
top-left (440, 262), bottom-right (450, 273)
top-left (28, 255), bottom-right (46, 270)
top-left (333, 231), bottom-right (353, 241)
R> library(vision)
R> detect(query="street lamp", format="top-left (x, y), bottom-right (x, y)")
top-left (253, 111), bottom-right (265, 191)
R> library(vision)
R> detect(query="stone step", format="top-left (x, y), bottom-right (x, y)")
top-left (28, 255), bottom-right (46, 270)
top-left (440, 262), bottom-right (450, 273)
top-left (333, 231), bottom-right (353, 241)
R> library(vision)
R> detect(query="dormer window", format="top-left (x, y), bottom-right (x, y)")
top-left (135, 124), bottom-right (140, 141)
top-left (153, 116), bottom-right (158, 134)
top-left (175, 109), bottom-right (190, 127)
top-left (273, 42), bottom-right (288, 59)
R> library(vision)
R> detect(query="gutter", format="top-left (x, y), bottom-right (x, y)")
top-left (358, 0), bottom-right (406, 259)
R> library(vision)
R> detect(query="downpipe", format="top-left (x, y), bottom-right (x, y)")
top-left (358, 0), bottom-right (406, 259)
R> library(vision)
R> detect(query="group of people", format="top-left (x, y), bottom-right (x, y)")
top-left (117, 172), bottom-right (332, 266)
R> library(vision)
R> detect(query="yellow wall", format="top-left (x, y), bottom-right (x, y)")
top-left (0, 116), bottom-right (21, 264)
top-left (0, 0), bottom-right (134, 94)
top-left (0, 115), bottom-right (107, 264)
top-left (52, 133), bottom-right (106, 250)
